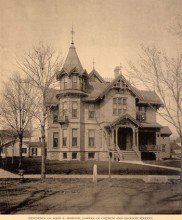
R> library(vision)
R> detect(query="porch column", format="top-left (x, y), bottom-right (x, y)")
top-left (136, 128), bottom-right (139, 149)
top-left (116, 127), bottom-right (118, 147)
top-left (132, 127), bottom-right (135, 147)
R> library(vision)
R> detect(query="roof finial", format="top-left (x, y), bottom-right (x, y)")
top-left (71, 25), bottom-right (75, 44)
top-left (93, 59), bottom-right (95, 69)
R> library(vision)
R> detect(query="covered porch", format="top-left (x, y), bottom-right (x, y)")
top-left (105, 114), bottom-right (163, 161)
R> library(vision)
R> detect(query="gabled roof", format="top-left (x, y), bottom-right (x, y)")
top-left (105, 114), bottom-right (142, 128)
top-left (84, 73), bottom-right (163, 106)
top-left (98, 74), bottom-right (142, 100)
top-left (89, 69), bottom-right (106, 83)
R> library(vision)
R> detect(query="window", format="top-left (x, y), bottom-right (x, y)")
top-left (88, 129), bottom-right (95, 147)
top-left (72, 152), bottom-right (77, 159)
top-left (72, 129), bottom-right (78, 147)
top-left (80, 78), bottom-right (85, 91)
top-left (115, 80), bottom-right (126, 89)
top-left (162, 144), bottom-right (166, 152)
top-left (31, 148), bottom-right (37, 156)
top-left (113, 98), bottom-right (127, 115)
top-left (63, 76), bottom-right (68, 89)
top-left (136, 106), bottom-right (146, 121)
top-left (63, 152), bottom-right (67, 159)
top-left (22, 148), bottom-right (27, 154)
top-left (88, 104), bottom-right (95, 119)
top-left (62, 129), bottom-right (67, 147)
top-left (88, 152), bottom-right (95, 159)
top-left (53, 112), bottom-right (58, 123)
top-left (72, 101), bottom-right (78, 118)
top-left (63, 101), bottom-right (68, 116)
top-left (53, 132), bottom-right (59, 148)
top-left (72, 75), bottom-right (77, 89)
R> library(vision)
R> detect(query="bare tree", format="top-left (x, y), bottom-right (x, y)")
top-left (0, 73), bottom-right (36, 168)
top-left (17, 43), bottom-right (63, 179)
top-left (168, 15), bottom-right (182, 38)
top-left (128, 46), bottom-right (182, 181)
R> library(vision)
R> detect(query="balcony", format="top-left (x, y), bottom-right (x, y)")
top-left (139, 145), bottom-right (161, 152)
top-left (57, 115), bottom-right (69, 124)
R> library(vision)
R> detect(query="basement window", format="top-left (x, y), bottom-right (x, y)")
top-left (72, 152), bottom-right (77, 159)
top-left (88, 152), bottom-right (95, 159)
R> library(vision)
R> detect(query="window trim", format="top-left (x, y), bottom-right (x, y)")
top-left (88, 104), bottom-right (95, 120)
top-left (88, 129), bottom-right (95, 147)
top-left (72, 128), bottom-right (78, 147)
top-left (53, 132), bottom-right (59, 148)
top-left (62, 129), bottom-right (67, 147)
top-left (113, 97), bottom-right (127, 115)
top-left (72, 101), bottom-right (78, 118)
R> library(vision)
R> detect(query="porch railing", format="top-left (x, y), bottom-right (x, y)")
top-left (139, 145), bottom-right (161, 151)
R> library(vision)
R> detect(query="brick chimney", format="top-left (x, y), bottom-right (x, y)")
top-left (114, 66), bottom-right (120, 78)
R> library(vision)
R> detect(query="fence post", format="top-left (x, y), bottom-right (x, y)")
top-left (93, 164), bottom-right (97, 183)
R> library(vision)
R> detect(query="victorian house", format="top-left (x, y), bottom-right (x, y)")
top-left (46, 39), bottom-right (171, 161)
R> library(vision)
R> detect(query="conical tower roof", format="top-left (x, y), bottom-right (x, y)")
top-left (63, 42), bottom-right (83, 73)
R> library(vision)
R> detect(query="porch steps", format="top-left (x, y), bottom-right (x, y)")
top-left (122, 150), bottom-right (139, 161)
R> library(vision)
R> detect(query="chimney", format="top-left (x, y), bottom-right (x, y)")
top-left (114, 66), bottom-right (120, 78)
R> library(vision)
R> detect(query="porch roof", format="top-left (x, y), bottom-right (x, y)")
top-left (105, 114), bottom-right (142, 129)
top-left (141, 122), bottom-right (163, 128)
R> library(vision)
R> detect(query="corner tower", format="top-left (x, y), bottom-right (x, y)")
top-left (56, 41), bottom-right (88, 96)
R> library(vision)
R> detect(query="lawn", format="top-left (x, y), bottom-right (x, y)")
top-left (0, 157), bottom-right (180, 175)
top-left (0, 178), bottom-right (181, 214)
top-left (144, 159), bottom-right (181, 168)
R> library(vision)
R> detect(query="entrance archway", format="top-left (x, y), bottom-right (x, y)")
top-left (118, 127), bottom-right (133, 150)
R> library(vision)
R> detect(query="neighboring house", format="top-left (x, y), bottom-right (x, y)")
top-left (29, 141), bottom-right (42, 157)
top-left (1, 130), bottom-right (31, 157)
top-left (46, 39), bottom-right (172, 161)
top-left (171, 138), bottom-right (181, 159)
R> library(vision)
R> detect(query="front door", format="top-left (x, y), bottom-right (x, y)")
top-left (118, 127), bottom-right (133, 150)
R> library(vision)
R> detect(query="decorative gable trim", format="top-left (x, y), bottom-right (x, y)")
top-left (98, 75), bottom-right (142, 100)
top-left (105, 114), bottom-right (142, 129)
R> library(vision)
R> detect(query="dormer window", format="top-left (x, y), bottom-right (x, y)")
top-left (63, 76), bottom-right (68, 89)
top-left (81, 78), bottom-right (85, 91)
top-left (72, 75), bottom-right (77, 89)
top-left (137, 106), bottom-right (147, 121)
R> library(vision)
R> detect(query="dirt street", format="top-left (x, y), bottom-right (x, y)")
top-left (0, 178), bottom-right (181, 214)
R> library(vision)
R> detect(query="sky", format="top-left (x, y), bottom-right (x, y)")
top-left (0, 0), bottom-right (182, 136)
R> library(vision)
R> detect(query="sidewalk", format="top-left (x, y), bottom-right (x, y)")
top-left (0, 168), bottom-right (180, 181)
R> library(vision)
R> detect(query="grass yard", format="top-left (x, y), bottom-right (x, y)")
top-left (144, 159), bottom-right (181, 168)
top-left (0, 178), bottom-right (181, 214)
top-left (0, 157), bottom-right (180, 176)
